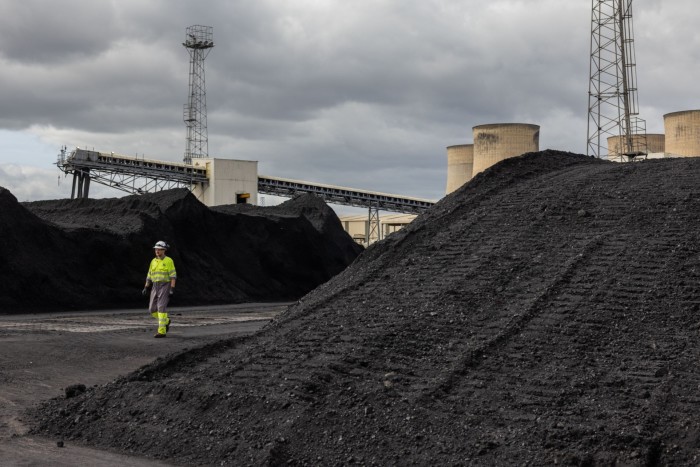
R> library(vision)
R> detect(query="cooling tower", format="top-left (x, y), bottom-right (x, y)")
top-left (445, 144), bottom-right (474, 195)
top-left (664, 110), bottom-right (700, 157)
top-left (472, 123), bottom-right (540, 176)
top-left (606, 134), bottom-right (665, 158)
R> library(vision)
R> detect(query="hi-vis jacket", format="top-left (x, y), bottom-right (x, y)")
top-left (147, 256), bottom-right (177, 283)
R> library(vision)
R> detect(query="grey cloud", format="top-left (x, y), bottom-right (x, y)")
top-left (0, 1), bottom-right (122, 64)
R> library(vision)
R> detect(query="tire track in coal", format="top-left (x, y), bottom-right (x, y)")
top-left (414, 160), bottom-right (700, 459)
top-left (212, 162), bottom-right (614, 422)
top-left (219, 162), bottom-right (622, 409)
top-left (372, 164), bottom-right (614, 402)
top-left (465, 230), bottom-right (697, 458)
top-left (402, 163), bottom-right (642, 403)
top-left (422, 235), bottom-right (608, 401)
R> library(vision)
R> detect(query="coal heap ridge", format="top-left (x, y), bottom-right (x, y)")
top-left (0, 189), bottom-right (362, 313)
top-left (30, 150), bottom-right (700, 465)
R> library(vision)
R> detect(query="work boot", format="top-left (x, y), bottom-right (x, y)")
top-left (154, 333), bottom-right (166, 338)
top-left (166, 318), bottom-right (171, 332)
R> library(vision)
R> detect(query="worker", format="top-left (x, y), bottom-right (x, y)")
top-left (142, 240), bottom-right (177, 338)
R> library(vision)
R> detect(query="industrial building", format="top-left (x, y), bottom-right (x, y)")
top-left (606, 134), bottom-right (666, 160)
top-left (190, 158), bottom-right (259, 205)
top-left (445, 144), bottom-right (474, 195)
top-left (444, 123), bottom-right (540, 196)
top-left (472, 123), bottom-right (540, 176)
top-left (600, 109), bottom-right (700, 161)
top-left (664, 110), bottom-right (700, 157)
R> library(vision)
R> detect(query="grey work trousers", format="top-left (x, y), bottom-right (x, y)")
top-left (149, 282), bottom-right (172, 313)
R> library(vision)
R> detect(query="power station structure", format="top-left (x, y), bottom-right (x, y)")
top-left (607, 133), bottom-right (664, 158)
top-left (55, 121), bottom-right (543, 244)
top-left (445, 123), bottom-right (540, 195)
top-left (473, 123), bottom-right (540, 175)
top-left (603, 110), bottom-right (700, 159)
top-left (587, 0), bottom-right (647, 161)
top-left (663, 110), bottom-right (700, 157)
top-left (183, 25), bottom-right (214, 164)
top-left (445, 144), bottom-right (474, 195)
top-left (61, 9), bottom-right (700, 246)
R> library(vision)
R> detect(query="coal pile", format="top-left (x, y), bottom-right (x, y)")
top-left (0, 189), bottom-right (362, 313)
top-left (30, 150), bottom-right (700, 465)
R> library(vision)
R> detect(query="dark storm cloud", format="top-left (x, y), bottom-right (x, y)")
top-left (1, 1), bottom-right (589, 136)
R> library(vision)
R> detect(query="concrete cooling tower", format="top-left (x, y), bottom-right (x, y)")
top-left (472, 123), bottom-right (540, 176)
top-left (664, 110), bottom-right (700, 157)
top-left (445, 144), bottom-right (474, 195)
top-left (607, 134), bottom-right (665, 158)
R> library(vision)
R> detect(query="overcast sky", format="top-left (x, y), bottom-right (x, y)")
top-left (0, 0), bottom-right (697, 207)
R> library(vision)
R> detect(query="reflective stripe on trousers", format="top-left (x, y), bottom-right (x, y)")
top-left (149, 282), bottom-right (171, 335)
top-left (154, 311), bottom-right (169, 335)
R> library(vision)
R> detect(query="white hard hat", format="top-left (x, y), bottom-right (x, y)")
top-left (153, 241), bottom-right (169, 250)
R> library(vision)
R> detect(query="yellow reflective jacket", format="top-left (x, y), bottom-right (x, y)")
top-left (147, 256), bottom-right (177, 283)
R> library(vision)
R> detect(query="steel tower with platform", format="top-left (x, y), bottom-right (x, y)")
top-left (183, 25), bottom-right (214, 164)
top-left (587, 0), bottom-right (647, 161)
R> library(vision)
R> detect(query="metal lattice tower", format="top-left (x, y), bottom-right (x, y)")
top-left (367, 204), bottom-right (381, 245)
top-left (183, 25), bottom-right (214, 164)
top-left (587, 0), bottom-right (647, 160)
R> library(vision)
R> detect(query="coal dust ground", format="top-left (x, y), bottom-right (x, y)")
top-left (0, 189), bottom-right (362, 313)
top-left (0, 303), bottom-right (287, 466)
top-left (28, 150), bottom-right (700, 465)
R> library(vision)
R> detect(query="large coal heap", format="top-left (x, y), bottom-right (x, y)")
top-left (30, 150), bottom-right (700, 465)
top-left (1, 189), bottom-right (362, 313)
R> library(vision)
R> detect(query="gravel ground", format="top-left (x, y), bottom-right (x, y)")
top-left (28, 150), bottom-right (700, 465)
top-left (0, 189), bottom-right (361, 313)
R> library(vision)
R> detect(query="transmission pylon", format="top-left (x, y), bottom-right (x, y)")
top-left (587, 0), bottom-right (647, 161)
top-left (183, 25), bottom-right (214, 165)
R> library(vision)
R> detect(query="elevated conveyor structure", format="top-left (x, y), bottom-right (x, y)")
top-left (257, 175), bottom-right (434, 215)
top-left (57, 148), bottom-right (208, 198)
top-left (56, 148), bottom-right (436, 218)
top-left (258, 175), bottom-right (435, 244)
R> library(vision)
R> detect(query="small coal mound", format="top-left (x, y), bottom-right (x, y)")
top-left (30, 150), bottom-right (700, 465)
top-left (0, 189), bottom-right (362, 313)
